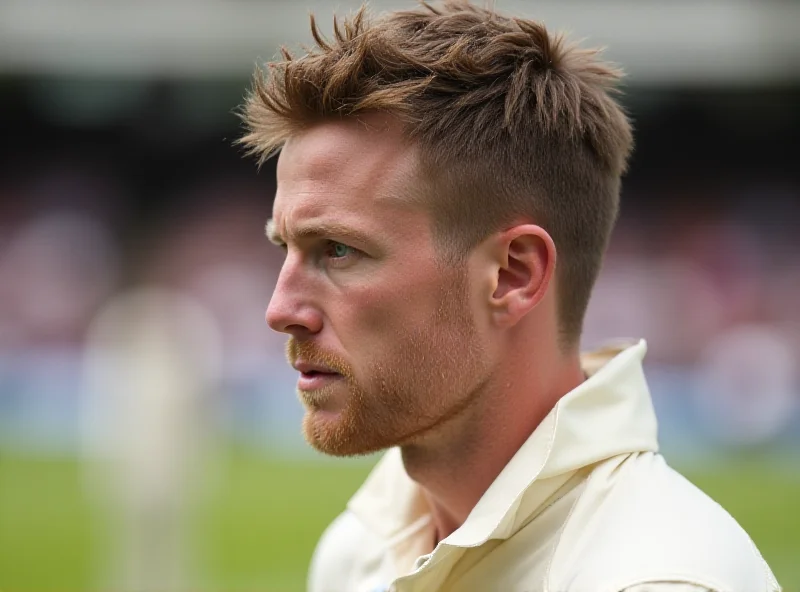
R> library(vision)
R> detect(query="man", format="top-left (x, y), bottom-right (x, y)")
top-left (239, 2), bottom-right (781, 591)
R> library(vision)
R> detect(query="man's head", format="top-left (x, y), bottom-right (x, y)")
top-left (241, 1), bottom-right (633, 455)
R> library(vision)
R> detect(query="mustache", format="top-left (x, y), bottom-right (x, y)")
top-left (286, 339), bottom-right (354, 377)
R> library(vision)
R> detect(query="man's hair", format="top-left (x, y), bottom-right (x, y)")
top-left (240, 0), bottom-right (633, 347)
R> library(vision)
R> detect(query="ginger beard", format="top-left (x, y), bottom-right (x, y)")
top-left (286, 269), bottom-right (489, 457)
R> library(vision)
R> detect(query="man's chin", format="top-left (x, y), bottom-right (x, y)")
top-left (301, 409), bottom-right (390, 457)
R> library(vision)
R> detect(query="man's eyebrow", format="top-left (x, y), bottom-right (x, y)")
top-left (265, 218), bottom-right (372, 246)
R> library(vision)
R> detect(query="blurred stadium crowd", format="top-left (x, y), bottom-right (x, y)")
top-left (0, 78), bottom-right (798, 462)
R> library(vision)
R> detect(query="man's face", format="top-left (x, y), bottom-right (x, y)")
top-left (267, 117), bottom-right (491, 456)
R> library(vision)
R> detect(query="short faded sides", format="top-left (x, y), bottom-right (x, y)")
top-left (239, 1), bottom-right (634, 347)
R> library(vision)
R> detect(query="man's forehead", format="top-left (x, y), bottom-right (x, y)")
top-left (272, 120), bottom-right (426, 233)
top-left (276, 118), bottom-right (417, 191)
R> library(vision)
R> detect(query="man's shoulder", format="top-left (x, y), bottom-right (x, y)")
top-left (551, 452), bottom-right (779, 591)
top-left (307, 510), bottom-right (381, 592)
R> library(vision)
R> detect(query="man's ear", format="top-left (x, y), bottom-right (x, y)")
top-left (488, 224), bottom-right (556, 327)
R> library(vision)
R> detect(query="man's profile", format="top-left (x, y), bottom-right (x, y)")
top-left (239, 2), bottom-right (781, 591)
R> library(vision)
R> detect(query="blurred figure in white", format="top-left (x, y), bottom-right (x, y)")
top-left (695, 324), bottom-right (798, 446)
top-left (81, 288), bottom-right (222, 592)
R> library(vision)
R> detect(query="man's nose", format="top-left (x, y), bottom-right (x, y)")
top-left (266, 265), bottom-right (323, 338)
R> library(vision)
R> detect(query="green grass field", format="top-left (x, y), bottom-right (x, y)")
top-left (1, 448), bottom-right (798, 591)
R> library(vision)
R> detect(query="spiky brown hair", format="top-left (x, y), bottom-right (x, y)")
top-left (240, 0), bottom-right (634, 347)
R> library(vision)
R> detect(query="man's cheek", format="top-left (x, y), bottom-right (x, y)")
top-left (352, 305), bottom-right (396, 335)
top-left (346, 287), bottom-right (411, 330)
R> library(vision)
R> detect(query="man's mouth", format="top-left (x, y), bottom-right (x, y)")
top-left (297, 370), bottom-right (342, 391)
top-left (301, 369), bottom-right (338, 377)
top-left (293, 361), bottom-right (343, 390)
top-left (293, 360), bottom-right (339, 375)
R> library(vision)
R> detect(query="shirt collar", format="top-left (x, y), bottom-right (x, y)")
top-left (348, 339), bottom-right (659, 547)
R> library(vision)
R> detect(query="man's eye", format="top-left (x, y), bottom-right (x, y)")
top-left (327, 241), bottom-right (355, 259)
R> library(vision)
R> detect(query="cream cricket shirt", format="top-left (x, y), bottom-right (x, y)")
top-left (308, 341), bottom-right (781, 592)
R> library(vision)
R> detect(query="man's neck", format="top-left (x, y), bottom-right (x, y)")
top-left (400, 353), bottom-right (585, 546)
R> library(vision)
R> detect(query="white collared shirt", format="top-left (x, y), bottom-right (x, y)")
top-left (308, 341), bottom-right (781, 592)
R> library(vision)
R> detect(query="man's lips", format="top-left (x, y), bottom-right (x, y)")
top-left (292, 361), bottom-right (340, 376)
top-left (293, 360), bottom-right (342, 390)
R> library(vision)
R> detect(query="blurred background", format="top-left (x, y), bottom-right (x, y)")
top-left (0, 0), bottom-right (798, 590)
